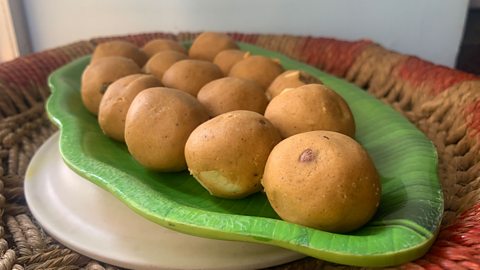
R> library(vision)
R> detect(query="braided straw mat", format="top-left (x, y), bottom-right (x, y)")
top-left (0, 32), bottom-right (479, 270)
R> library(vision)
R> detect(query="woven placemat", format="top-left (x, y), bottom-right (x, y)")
top-left (0, 32), bottom-right (479, 269)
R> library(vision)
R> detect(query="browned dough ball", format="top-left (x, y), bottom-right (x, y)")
top-left (142, 38), bottom-right (186, 58)
top-left (229, 55), bottom-right (284, 89)
top-left (188, 32), bottom-right (239, 61)
top-left (143, 50), bottom-right (188, 80)
top-left (162, 59), bottom-right (223, 96)
top-left (98, 74), bottom-right (162, 142)
top-left (91, 40), bottom-right (148, 67)
top-left (262, 130), bottom-right (381, 233)
top-left (185, 110), bottom-right (282, 199)
top-left (212, 49), bottom-right (249, 75)
top-left (81, 56), bottom-right (141, 115)
top-left (266, 70), bottom-right (322, 100)
top-left (124, 87), bottom-right (209, 172)
top-left (197, 77), bottom-right (268, 117)
top-left (264, 84), bottom-right (355, 138)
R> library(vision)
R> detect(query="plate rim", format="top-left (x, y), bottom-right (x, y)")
top-left (25, 132), bottom-right (305, 270)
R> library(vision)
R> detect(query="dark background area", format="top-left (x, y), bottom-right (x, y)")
top-left (457, 8), bottom-right (480, 75)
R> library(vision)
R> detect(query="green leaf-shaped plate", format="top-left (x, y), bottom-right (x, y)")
top-left (46, 42), bottom-right (443, 267)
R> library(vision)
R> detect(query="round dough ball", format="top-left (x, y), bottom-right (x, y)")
top-left (91, 40), bottom-right (148, 67)
top-left (264, 84), bottom-right (355, 138)
top-left (98, 74), bottom-right (162, 142)
top-left (213, 49), bottom-right (249, 75)
top-left (197, 77), bottom-right (268, 117)
top-left (142, 38), bottom-right (186, 58)
top-left (229, 55), bottom-right (284, 89)
top-left (125, 87), bottom-right (209, 172)
top-left (162, 59), bottom-right (223, 96)
top-left (189, 32), bottom-right (239, 61)
top-left (267, 70), bottom-right (322, 100)
top-left (81, 56), bottom-right (141, 115)
top-left (185, 110), bottom-right (281, 199)
top-left (143, 50), bottom-right (188, 80)
top-left (262, 130), bottom-right (381, 233)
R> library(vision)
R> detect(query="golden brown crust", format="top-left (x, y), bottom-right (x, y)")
top-left (266, 70), bottom-right (322, 100)
top-left (264, 84), bottom-right (355, 138)
top-left (229, 55), bottom-right (284, 89)
top-left (124, 87), bottom-right (209, 171)
top-left (98, 74), bottom-right (162, 141)
top-left (143, 50), bottom-right (188, 80)
top-left (142, 38), bottom-right (186, 58)
top-left (81, 56), bottom-right (141, 115)
top-left (91, 40), bottom-right (148, 67)
top-left (262, 130), bottom-right (381, 232)
top-left (213, 49), bottom-right (249, 75)
top-left (185, 110), bottom-right (282, 199)
top-left (197, 77), bottom-right (268, 117)
top-left (161, 59), bottom-right (223, 96)
top-left (188, 32), bottom-right (239, 61)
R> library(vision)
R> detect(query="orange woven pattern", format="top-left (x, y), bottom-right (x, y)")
top-left (0, 32), bottom-right (479, 269)
top-left (299, 37), bottom-right (372, 77)
top-left (402, 204), bottom-right (480, 270)
top-left (396, 57), bottom-right (477, 96)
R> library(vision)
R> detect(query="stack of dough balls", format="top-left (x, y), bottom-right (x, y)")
top-left (80, 32), bottom-right (381, 233)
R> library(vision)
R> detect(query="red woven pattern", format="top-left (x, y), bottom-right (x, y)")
top-left (395, 57), bottom-right (477, 96)
top-left (229, 32), bottom-right (260, 44)
top-left (0, 42), bottom-right (92, 94)
top-left (404, 203), bottom-right (480, 270)
top-left (300, 37), bottom-right (371, 77)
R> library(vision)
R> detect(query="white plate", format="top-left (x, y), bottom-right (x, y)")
top-left (24, 133), bottom-right (304, 270)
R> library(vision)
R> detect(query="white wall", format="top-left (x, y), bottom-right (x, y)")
top-left (22, 0), bottom-right (469, 67)
top-left (0, 0), bottom-right (31, 61)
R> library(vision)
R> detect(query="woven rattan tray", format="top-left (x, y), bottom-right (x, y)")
top-left (0, 32), bottom-right (479, 269)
